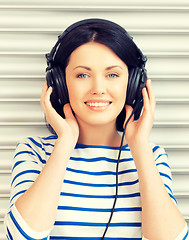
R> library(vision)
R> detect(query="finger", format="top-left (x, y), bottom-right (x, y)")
top-left (142, 87), bottom-right (150, 112)
top-left (64, 103), bottom-right (75, 120)
top-left (42, 85), bottom-right (54, 114)
top-left (125, 105), bottom-right (134, 123)
top-left (40, 83), bottom-right (48, 110)
top-left (146, 79), bottom-right (156, 112)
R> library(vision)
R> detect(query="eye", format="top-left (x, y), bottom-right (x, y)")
top-left (107, 73), bottom-right (119, 78)
top-left (77, 73), bottom-right (88, 79)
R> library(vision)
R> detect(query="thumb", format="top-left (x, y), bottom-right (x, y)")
top-left (125, 105), bottom-right (134, 123)
top-left (63, 103), bottom-right (75, 120)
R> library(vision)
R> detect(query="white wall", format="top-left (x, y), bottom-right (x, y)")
top-left (0, 1), bottom-right (189, 239)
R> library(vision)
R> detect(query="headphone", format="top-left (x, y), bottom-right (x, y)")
top-left (45, 18), bottom-right (147, 122)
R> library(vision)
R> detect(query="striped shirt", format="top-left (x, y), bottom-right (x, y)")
top-left (4, 135), bottom-right (189, 239)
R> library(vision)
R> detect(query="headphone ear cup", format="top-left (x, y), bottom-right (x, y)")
top-left (53, 66), bottom-right (69, 106)
top-left (46, 68), bottom-right (58, 107)
top-left (126, 67), bottom-right (141, 107)
top-left (126, 67), bottom-right (147, 120)
top-left (134, 69), bottom-right (147, 120)
top-left (46, 66), bottom-right (69, 118)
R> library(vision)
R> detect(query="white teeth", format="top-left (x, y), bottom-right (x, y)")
top-left (86, 102), bottom-right (110, 107)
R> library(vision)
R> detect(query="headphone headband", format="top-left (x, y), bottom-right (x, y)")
top-left (46, 18), bottom-right (147, 71)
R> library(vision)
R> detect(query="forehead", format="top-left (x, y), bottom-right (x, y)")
top-left (67, 42), bottom-right (128, 69)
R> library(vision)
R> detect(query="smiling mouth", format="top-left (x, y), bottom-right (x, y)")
top-left (85, 102), bottom-right (111, 107)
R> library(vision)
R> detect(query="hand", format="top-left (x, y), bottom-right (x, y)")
top-left (40, 83), bottom-right (79, 146)
top-left (124, 79), bottom-right (156, 147)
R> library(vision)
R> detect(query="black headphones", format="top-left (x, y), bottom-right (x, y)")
top-left (45, 18), bottom-right (147, 121)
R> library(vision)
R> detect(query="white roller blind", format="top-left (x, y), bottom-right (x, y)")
top-left (0, 1), bottom-right (189, 239)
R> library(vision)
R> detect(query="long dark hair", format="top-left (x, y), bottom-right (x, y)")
top-left (47, 19), bottom-right (143, 132)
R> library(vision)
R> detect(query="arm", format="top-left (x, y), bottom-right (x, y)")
top-left (5, 83), bottom-right (79, 237)
top-left (125, 80), bottom-right (187, 240)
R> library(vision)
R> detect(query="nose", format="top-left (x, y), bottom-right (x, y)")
top-left (90, 77), bottom-right (107, 95)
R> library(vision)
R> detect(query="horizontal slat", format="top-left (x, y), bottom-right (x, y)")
top-left (150, 127), bottom-right (189, 145)
top-left (0, 98), bottom-right (39, 102)
top-left (1, 32), bottom-right (189, 53)
top-left (0, 125), bottom-right (50, 146)
top-left (1, 51), bottom-right (189, 57)
top-left (1, 10), bottom-right (189, 30)
top-left (1, 28), bottom-right (189, 34)
top-left (171, 169), bottom-right (189, 174)
top-left (1, 0), bottom-right (189, 6)
top-left (172, 175), bottom-right (189, 192)
top-left (0, 126), bottom-right (188, 145)
top-left (1, 5), bottom-right (189, 11)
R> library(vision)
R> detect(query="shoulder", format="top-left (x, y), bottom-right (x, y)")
top-left (15, 134), bottom-right (57, 164)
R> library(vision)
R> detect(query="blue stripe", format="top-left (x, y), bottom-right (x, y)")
top-left (9, 210), bottom-right (48, 240)
top-left (164, 184), bottom-right (173, 195)
top-left (11, 169), bottom-right (40, 187)
top-left (28, 137), bottom-right (52, 156)
top-left (50, 237), bottom-right (142, 240)
top-left (54, 221), bottom-right (141, 227)
top-left (42, 135), bottom-right (57, 140)
top-left (28, 137), bottom-right (43, 148)
top-left (168, 193), bottom-right (177, 205)
top-left (6, 227), bottom-right (13, 240)
top-left (24, 143), bottom-right (46, 164)
top-left (60, 192), bottom-right (140, 199)
top-left (58, 205), bottom-right (142, 212)
top-left (64, 179), bottom-right (139, 187)
top-left (159, 172), bottom-right (172, 181)
top-left (6, 235), bottom-right (11, 240)
top-left (156, 162), bottom-right (170, 169)
top-left (66, 167), bottom-right (137, 176)
top-left (14, 179), bottom-right (34, 189)
top-left (183, 230), bottom-right (188, 240)
top-left (14, 151), bottom-right (36, 159)
top-left (75, 143), bottom-right (129, 150)
top-left (28, 137), bottom-right (55, 148)
top-left (12, 160), bottom-right (38, 171)
top-left (152, 145), bottom-right (160, 152)
top-left (70, 156), bottom-right (133, 163)
top-left (10, 189), bottom-right (27, 204)
top-left (155, 153), bottom-right (168, 162)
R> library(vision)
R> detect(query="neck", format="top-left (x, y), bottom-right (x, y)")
top-left (77, 121), bottom-right (126, 147)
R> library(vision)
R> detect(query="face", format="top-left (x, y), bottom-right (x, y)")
top-left (65, 42), bottom-right (128, 129)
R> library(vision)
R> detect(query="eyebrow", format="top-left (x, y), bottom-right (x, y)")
top-left (73, 65), bottom-right (123, 71)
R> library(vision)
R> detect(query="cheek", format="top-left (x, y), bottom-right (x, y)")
top-left (114, 81), bottom-right (127, 104)
top-left (67, 84), bottom-right (85, 108)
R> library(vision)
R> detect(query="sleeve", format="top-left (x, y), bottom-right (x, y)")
top-left (151, 144), bottom-right (177, 205)
top-left (3, 138), bottom-right (52, 240)
top-left (144, 144), bottom-right (189, 240)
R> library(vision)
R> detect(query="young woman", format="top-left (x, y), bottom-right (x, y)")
top-left (4, 19), bottom-right (188, 240)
